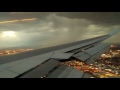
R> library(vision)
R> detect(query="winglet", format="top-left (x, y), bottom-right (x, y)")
top-left (109, 29), bottom-right (120, 36)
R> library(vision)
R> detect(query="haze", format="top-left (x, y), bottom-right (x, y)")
top-left (0, 12), bottom-right (120, 49)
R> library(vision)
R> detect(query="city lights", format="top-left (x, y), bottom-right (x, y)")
top-left (1, 44), bottom-right (120, 78)
top-left (0, 49), bottom-right (33, 56)
top-left (60, 45), bottom-right (120, 78)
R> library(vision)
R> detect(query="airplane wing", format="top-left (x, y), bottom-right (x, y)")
top-left (0, 29), bottom-right (120, 78)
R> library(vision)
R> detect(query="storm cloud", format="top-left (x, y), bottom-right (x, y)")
top-left (0, 12), bottom-right (120, 49)
top-left (56, 12), bottom-right (120, 26)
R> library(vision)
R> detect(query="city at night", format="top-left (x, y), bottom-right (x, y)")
top-left (60, 45), bottom-right (120, 78)
top-left (0, 12), bottom-right (120, 78)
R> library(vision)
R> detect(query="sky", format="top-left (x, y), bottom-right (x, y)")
top-left (0, 12), bottom-right (120, 49)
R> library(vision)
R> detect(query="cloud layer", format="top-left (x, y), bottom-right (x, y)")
top-left (0, 12), bottom-right (120, 49)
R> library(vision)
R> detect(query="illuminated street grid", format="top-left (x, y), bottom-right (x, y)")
top-left (1, 45), bottom-right (120, 78)
top-left (0, 49), bottom-right (33, 56)
top-left (60, 45), bottom-right (120, 78)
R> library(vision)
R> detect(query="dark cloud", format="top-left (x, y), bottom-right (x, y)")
top-left (1, 12), bottom-right (51, 19)
top-left (56, 12), bottom-right (120, 26)
top-left (2, 12), bottom-right (120, 26)
top-left (0, 12), bottom-right (120, 49)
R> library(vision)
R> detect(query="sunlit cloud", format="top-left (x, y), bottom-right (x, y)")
top-left (20, 18), bottom-right (37, 21)
top-left (0, 18), bottom-right (37, 24)
top-left (0, 12), bottom-right (120, 49)
top-left (0, 31), bottom-right (16, 38)
top-left (10, 12), bottom-right (26, 14)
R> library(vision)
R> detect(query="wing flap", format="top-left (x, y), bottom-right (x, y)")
top-left (73, 43), bottom-right (109, 62)
top-left (47, 65), bottom-right (84, 78)
top-left (20, 59), bottom-right (60, 78)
